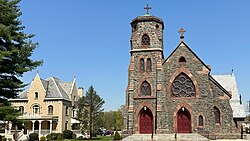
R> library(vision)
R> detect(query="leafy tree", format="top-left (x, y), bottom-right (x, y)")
top-left (0, 0), bottom-right (42, 100)
top-left (77, 85), bottom-right (105, 139)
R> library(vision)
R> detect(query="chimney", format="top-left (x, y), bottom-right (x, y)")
top-left (78, 87), bottom-right (84, 97)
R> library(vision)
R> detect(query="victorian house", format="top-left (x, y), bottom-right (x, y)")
top-left (5, 73), bottom-right (82, 139)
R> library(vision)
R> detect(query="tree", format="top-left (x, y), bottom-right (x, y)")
top-left (77, 85), bottom-right (105, 139)
top-left (0, 0), bottom-right (42, 100)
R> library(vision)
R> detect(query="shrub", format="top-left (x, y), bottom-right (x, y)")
top-left (57, 133), bottom-right (63, 141)
top-left (46, 133), bottom-right (58, 141)
top-left (40, 136), bottom-right (46, 141)
top-left (29, 133), bottom-right (39, 141)
top-left (113, 131), bottom-right (122, 140)
top-left (7, 139), bottom-right (11, 141)
top-left (2, 137), bottom-right (6, 141)
top-left (72, 133), bottom-right (76, 139)
top-left (63, 130), bottom-right (73, 139)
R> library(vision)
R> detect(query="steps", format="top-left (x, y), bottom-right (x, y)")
top-left (122, 133), bottom-right (209, 141)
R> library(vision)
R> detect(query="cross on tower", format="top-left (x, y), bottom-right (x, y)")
top-left (178, 27), bottom-right (186, 40)
top-left (144, 3), bottom-right (151, 14)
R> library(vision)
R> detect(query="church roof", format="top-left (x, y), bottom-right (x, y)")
top-left (213, 74), bottom-right (246, 118)
top-left (131, 15), bottom-right (164, 29)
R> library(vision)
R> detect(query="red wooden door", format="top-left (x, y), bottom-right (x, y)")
top-left (177, 111), bottom-right (191, 133)
top-left (140, 109), bottom-right (153, 134)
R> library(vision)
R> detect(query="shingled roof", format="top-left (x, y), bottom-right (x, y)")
top-left (16, 76), bottom-right (73, 101)
top-left (213, 74), bottom-right (246, 118)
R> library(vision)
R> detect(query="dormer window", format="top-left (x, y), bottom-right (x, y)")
top-left (142, 34), bottom-right (150, 47)
top-left (35, 92), bottom-right (38, 99)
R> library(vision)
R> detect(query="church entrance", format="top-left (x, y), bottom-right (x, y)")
top-left (177, 108), bottom-right (191, 133)
top-left (140, 107), bottom-right (153, 134)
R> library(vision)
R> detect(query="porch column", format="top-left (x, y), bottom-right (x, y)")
top-left (5, 121), bottom-right (8, 136)
top-left (8, 122), bottom-right (12, 134)
top-left (32, 120), bottom-right (35, 133)
top-left (49, 120), bottom-right (52, 133)
top-left (39, 120), bottom-right (42, 138)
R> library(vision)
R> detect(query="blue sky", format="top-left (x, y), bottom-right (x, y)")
top-left (19, 1), bottom-right (250, 112)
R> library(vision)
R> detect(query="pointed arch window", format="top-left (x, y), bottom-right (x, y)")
top-left (171, 73), bottom-right (195, 97)
top-left (35, 92), bottom-right (38, 99)
top-left (141, 81), bottom-right (151, 96)
top-left (139, 58), bottom-right (145, 73)
top-left (213, 107), bottom-right (220, 124)
top-left (198, 115), bottom-right (204, 126)
top-left (48, 105), bottom-right (53, 115)
top-left (142, 34), bottom-right (150, 46)
top-left (146, 58), bottom-right (152, 72)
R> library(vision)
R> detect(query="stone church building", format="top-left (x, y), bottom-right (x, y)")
top-left (124, 7), bottom-right (245, 138)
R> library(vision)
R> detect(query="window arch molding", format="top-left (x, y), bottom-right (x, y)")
top-left (197, 113), bottom-right (205, 128)
top-left (141, 33), bottom-right (150, 48)
top-left (31, 104), bottom-right (41, 114)
top-left (167, 66), bottom-right (199, 99)
top-left (48, 105), bottom-right (54, 115)
top-left (213, 106), bottom-right (221, 125)
top-left (138, 79), bottom-right (154, 97)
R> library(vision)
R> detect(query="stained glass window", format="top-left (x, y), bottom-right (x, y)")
top-left (141, 81), bottom-right (151, 96)
top-left (142, 34), bottom-right (150, 46)
top-left (171, 73), bottom-right (195, 97)
top-left (146, 58), bottom-right (152, 72)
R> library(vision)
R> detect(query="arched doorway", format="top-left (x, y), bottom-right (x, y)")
top-left (177, 107), bottom-right (191, 133)
top-left (140, 107), bottom-right (153, 134)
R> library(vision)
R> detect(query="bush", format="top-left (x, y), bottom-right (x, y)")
top-left (2, 137), bottom-right (6, 141)
top-left (7, 139), bottom-right (11, 141)
top-left (29, 133), bottom-right (39, 141)
top-left (40, 136), bottom-right (46, 141)
top-left (113, 131), bottom-right (122, 140)
top-left (72, 133), bottom-right (76, 139)
top-left (46, 133), bottom-right (58, 141)
top-left (57, 133), bottom-right (63, 141)
top-left (63, 130), bottom-right (73, 139)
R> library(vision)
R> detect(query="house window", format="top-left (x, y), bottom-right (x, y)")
top-left (146, 58), bottom-right (152, 72)
top-left (141, 81), bottom-right (151, 96)
top-left (171, 73), bottom-right (195, 97)
top-left (35, 92), bottom-right (38, 99)
top-left (65, 121), bottom-right (68, 130)
top-left (142, 34), bottom-right (150, 46)
top-left (139, 58), bottom-right (145, 73)
top-left (33, 105), bottom-right (40, 114)
top-left (66, 106), bottom-right (69, 116)
top-left (198, 115), bottom-right (204, 126)
top-left (19, 106), bottom-right (24, 115)
top-left (213, 107), bottom-right (220, 124)
top-left (48, 105), bottom-right (53, 115)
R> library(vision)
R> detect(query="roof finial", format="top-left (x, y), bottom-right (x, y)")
top-left (231, 67), bottom-right (234, 75)
top-left (36, 69), bottom-right (38, 74)
top-left (144, 1), bottom-right (151, 15)
top-left (178, 27), bottom-right (186, 41)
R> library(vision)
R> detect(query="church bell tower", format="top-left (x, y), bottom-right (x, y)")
top-left (125, 4), bottom-right (164, 134)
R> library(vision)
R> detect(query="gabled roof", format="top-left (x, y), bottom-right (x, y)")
top-left (13, 75), bottom-right (75, 101)
top-left (162, 41), bottom-right (211, 71)
top-left (213, 74), bottom-right (246, 118)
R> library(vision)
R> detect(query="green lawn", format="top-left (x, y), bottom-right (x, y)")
top-left (65, 136), bottom-right (113, 141)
